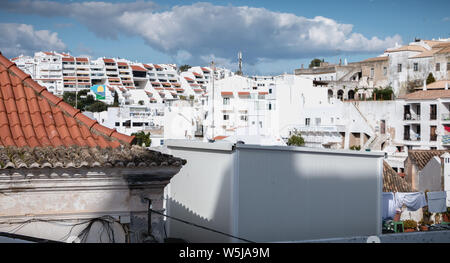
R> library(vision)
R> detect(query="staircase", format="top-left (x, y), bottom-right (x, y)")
top-left (338, 66), bottom-right (361, 82)
top-left (368, 133), bottom-right (390, 151)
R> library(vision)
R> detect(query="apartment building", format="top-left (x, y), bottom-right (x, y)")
top-left (398, 83), bottom-right (450, 150)
top-left (385, 39), bottom-right (449, 95)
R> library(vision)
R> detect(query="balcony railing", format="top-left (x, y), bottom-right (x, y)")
top-left (404, 115), bottom-right (420, 121)
top-left (404, 134), bottom-right (420, 141)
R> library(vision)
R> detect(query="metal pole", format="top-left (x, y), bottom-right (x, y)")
top-left (211, 61), bottom-right (215, 140)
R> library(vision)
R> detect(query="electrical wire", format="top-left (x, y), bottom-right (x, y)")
top-left (148, 207), bottom-right (255, 243)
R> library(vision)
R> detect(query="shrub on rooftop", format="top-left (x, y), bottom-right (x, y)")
top-left (287, 133), bottom-right (305, 147)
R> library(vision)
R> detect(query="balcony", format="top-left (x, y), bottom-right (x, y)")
top-left (404, 114), bottom-right (420, 121)
top-left (404, 134), bottom-right (421, 141)
top-left (222, 104), bottom-right (234, 112)
top-left (442, 113), bottom-right (450, 121)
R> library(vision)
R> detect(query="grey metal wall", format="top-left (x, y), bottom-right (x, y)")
top-left (165, 140), bottom-right (237, 242)
top-left (165, 140), bottom-right (383, 243)
top-left (236, 145), bottom-right (383, 242)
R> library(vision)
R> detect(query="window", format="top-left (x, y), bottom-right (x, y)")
top-left (305, 118), bottom-right (310, 126)
top-left (370, 68), bottom-right (374, 78)
top-left (223, 97), bottom-right (230, 105)
top-left (240, 115), bottom-right (247, 121)
top-left (315, 118), bottom-right (321, 126)
top-left (436, 63), bottom-right (440, 71)
top-left (447, 62), bottom-right (450, 71)
top-left (269, 88), bottom-right (272, 94)
top-left (223, 114), bottom-right (229, 120)
top-left (413, 63), bottom-right (418, 71)
top-left (268, 103), bottom-right (272, 110)
top-left (430, 104), bottom-right (437, 120)
top-left (383, 67), bottom-right (387, 76)
top-left (397, 64), bottom-right (402, 73)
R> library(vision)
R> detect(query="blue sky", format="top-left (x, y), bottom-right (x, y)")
top-left (0, 0), bottom-right (449, 75)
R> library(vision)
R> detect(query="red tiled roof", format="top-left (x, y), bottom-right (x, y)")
top-left (153, 64), bottom-right (162, 69)
top-left (130, 65), bottom-right (146, 72)
top-left (165, 87), bottom-right (174, 91)
top-left (0, 52), bottom-right (135, 147)
top-left (201, 67), bottom-right (210, 73)
top-left (172, 83), bottom-right (181, 87)
top-left (383, 161), bottom-right (412, 192)
top-left (62, 57), bottom-right (75, 62)
top-left (76, 57), bottom-right (88, 62)
top-left (213, 136), bottom-right (228, 140)
top-left (162, 82), bottom-right (171, 87)
top-left (193, 89), bottom-right (203, 92)
top-left (175, 88), bottom-right (184, 92)
top-left (192, 72), bottom-right (203, 77)
top-left (145, 91), bottom-right (153, 96)
top-left (399, 89), bottom-right (450, 100)
top-left (151, 82), bottom-right (161, 86)
top-left (103, 58), bottom-right (115, 63)
top-left (238, 91), bottom-right (250, 96)
top-left (184, 77), bottom-right (194, 82)
top-left (43, 52), bottom-right (54, 56)
top-left (117, 62), bottom-right (128, 67)
top-left (221, 91), bottom-right (233, 96)
top-left (190, 83), bottom-right (199, 87)
top-left (154, 87), bottom-right (163, 90)
top-left (258, 91), bottom-right (268, 95)
top-left (143, 64), bottom-right (153, 70)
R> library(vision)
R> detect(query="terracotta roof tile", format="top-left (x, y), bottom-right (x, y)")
top-left (103, 58), bottom-right (115, 63)
top-left (0, 145), bottom-right (185, 169)
top-left (399, 89), bottom-right (450, 100)
top-left (407, 150), bottom-right (450, 171)
top-left (0, 52), bottom-right (135, 148)
top-left (383, 161), bottom-right (412, 192)
top-left (130, 65), bottom-right (146, 72)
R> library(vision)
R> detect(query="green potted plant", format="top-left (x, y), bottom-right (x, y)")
top-left (418, 219), bottom-right (433, 231)
top-left (403, 220), bottom-right (417, 232)
top-left (443, 208), bottom-right (450, 223)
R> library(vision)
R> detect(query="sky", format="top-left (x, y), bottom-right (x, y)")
top-left (0, 0), bottom-right (449, 75)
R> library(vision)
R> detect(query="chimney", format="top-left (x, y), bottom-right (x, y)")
top-left (423, 80), bottom-right (427, 91)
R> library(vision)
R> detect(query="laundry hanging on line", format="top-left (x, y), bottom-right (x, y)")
top-left (426, 191), bottom-right (447, 213)
top-left (394, 192), bottom-right (427, 212)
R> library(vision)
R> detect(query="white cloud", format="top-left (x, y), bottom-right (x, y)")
top-left (0, 23), bottom-right (67, 57)
top-left (1, 1), bottom-right (402, 66)
top-left (443, 17), bottom-right (450, 22)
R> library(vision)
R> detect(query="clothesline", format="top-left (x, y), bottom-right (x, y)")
top-left (382, 191), bottom-right (447, 221)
